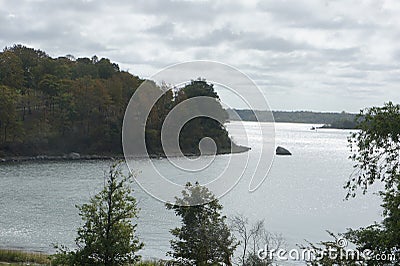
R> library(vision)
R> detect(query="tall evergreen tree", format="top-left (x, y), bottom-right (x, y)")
top-left (166, 182), bottom-right (238, 265)
top-left (53, 162), bottom-right (143, 266)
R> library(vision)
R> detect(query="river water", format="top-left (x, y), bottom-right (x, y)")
top-left (0, 122), bottom-right (382, 263)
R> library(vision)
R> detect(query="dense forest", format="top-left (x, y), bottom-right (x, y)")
top-left (227, 109), bottom-right (358, 129)
top-left (0, 45), bottom-right (241, 158)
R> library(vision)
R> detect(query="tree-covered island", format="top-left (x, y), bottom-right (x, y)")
top-left (0, 45), bottom-right (248, 159)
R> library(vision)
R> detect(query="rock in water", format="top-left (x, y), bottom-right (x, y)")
top-left (276, 146), bottom-right (292, 156)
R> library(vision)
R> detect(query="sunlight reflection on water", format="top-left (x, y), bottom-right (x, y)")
top-left (0, 122), bottom-right (382, 264)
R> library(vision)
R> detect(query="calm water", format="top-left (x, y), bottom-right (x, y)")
top-left (0, 122), bottom-right (382, 262)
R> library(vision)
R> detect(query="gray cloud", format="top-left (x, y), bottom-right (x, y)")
top-left (318, 47), bottom-right (361, 61)
top-left (257, 0), bottom-right (381, 30)
top-left (238, 35), bottom-right (312, 52)
top-left (257, 0), bottom-right (317, 23)
top-left (153, 26), bottom-right (242, 48)
top-left (0, 0), bottom-right (399, 112)
top-left (147, 22), bottom-right (176, 35)
top-left (129, 0), bottom-right (222, 23)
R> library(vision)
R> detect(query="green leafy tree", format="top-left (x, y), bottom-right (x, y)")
top-left (175, 79), bottom-right (232, 154)
top-left (343, 102), bottom-right (400, 264)
top-left (96, 58), bottom-right (119, 79)
top-left (0, 50), bottom-right (24, 88)
top-left (166, 182), bottom-right (238, 265)
top-left (0, 86), bottom-right (21, 144)
top-left (52, 162), bottom-right (143, 265)
top-left (72, 57), bottom-right (99, 79)
top-left (308, 102), bottom-right (400, 265)
top-left (5, 44), bottom-right (48, 89)
top-left (346, 102), bottom-right (400, 198)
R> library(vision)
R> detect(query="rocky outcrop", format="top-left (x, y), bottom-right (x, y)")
top-left (276, 146), bottom-right (292, 156)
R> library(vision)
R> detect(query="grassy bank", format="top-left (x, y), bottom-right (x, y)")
top-left (0, 249), bottom-right (168, 265)
top-left (0, 249), bottom-right (50, 265)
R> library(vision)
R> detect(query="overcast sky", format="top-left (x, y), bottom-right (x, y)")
top-left (1, 0), bottom-right (399, 112)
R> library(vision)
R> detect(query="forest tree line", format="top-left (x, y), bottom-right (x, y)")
top-left (227, 109), bottom-right (358, 129)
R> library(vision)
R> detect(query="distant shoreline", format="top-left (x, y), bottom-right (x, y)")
top-left (227, 109), bottom-right (358, 124)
